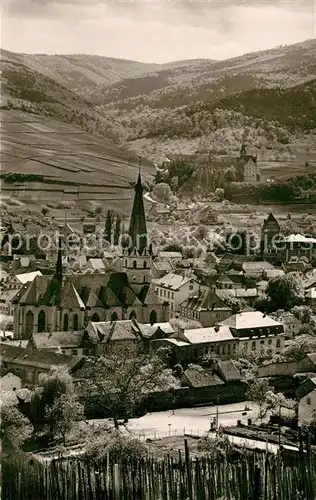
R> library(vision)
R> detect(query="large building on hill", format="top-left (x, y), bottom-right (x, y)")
top-left (13, 171), bottom-right (168, 339)
top-left (236, 144), bottom-right (261, 183)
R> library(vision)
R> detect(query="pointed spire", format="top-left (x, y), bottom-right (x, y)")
top-left (55, 236), bottom-right (63, 282)
top-left (129, 161), bottom-right (148, 255)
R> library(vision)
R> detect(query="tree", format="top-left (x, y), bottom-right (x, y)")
top-left (283, 335), bottom-right (316, 362)
top-left (152, 183), bottom-right (173, 204)
top-left (114, 214), bottom-right (121, 246)
top-left (105, 210), bottom-right (114, 243)
top-left (266, 273), bottom-right (304, 311)
top-left (1, 405), bottom-right (32, 449)
top-left (30, 366), bottom-right (83, 442)
top-left (41, 207), bottom-right (49, 217)
top-left (86, 431), bottom-right (147, 462)
top-left (246, 379), bottom-right (271, 422)
top-left (82, 350), bottom-right (177, 428)
top-left (45, 393), bottom-right (84, 444)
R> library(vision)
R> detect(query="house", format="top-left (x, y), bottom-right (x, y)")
top-left (296, 377), bottom-right (316, 426)
top-left (26, 331), bottom-right (90, 356)
top-left (179, 286), bottom-right (232, 327)
top-left (275, 312), bottom-right (303, 338)
top-left (283, 234), bottom-right (316, 263)
top-left (306, 287), bottom-right (316, 312)
top-left (216, 273), bottom-right (244, 290)
top-left (152, 260), bottom-right (174, 279)
top-left (138, 322), bottom-right (175, 340)
top-left (242, 261), bottom-right (276, 278)
top-left (258, 353), bottom-right (316, 378)
top-left (158, 252), bottom-right (182, 262)
top-left (152, 273), bottom-right (199, 318)
top-left (220, 311), bottom-right (285, 353)
top-left (5, 270), bottom-right (43, 291)
top-left (261, 213), bottom-right (281, 258)
top-left (0, 289), bottom-right (19, 315)
top-left (181, 365), bottom-right (225, 389)
top-left (85, 258), bottom-right (106, 272)
top-left (243, 157), bottom-right (260, 183)
top-left (0, 342), bottom-right (84, 386)
top-left (84, 319), bottom-right (143, 355)
top-left (0, 371), bottom-right (22, 391)
top-left (151, 324), bottom-right (237, 364)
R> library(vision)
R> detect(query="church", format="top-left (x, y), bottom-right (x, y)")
top-left (13, 171), bottom-right (169, 339)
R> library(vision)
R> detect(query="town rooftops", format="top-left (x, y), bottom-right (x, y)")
top-left (153, 273), bottom-right (194, 291)
top-left (220, 311), bottom-right (282, 331)
top-left (0, 342), bottom-right (83, 372)
top-left (152, 260), bottom-right (174, 272)
top-left (87, 258), bottom-right (106, 270)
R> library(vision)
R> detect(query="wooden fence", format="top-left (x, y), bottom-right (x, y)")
top-left (2, 439), bottom-right (316, 500)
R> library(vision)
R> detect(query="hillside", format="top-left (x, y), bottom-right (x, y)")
top-left (1, 108), bottom-right (154, 214)
top-left (1, 39), bottom-right (315, 205)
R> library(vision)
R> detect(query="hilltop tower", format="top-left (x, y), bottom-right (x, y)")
top-left (122, 166), bottom-right (152, 283)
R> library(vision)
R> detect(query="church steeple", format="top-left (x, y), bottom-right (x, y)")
top-left (128, 158), bottom-right (148, 255)
top-left (55, 236), bottom-right (63, 282)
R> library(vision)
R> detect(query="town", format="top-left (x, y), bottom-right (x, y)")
top-left (1, 3), bottom-right (316, 497)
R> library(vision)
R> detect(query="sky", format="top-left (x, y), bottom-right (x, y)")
top-left (1, 1), bottom-right (315, 63)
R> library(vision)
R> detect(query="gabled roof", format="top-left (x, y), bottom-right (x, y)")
top-left (15, 270), bottom-right (43, 284)
top-left (88, 258), bottom-right (106, 270)
top-left (59, 281), bottom-right (86, 309)
top-left (153, 273), bottom-right (194, 291)
top-left (296, 377), bottom-right (316, 400)
top-left (0, 342), bottom-right (83, 372)
top-left (220, 311), bottom-right (282, 330)
top-left (158, 252), bottom-right (182, 260)
top-left (180, 287), bottom-right (229, 312)
top-left (217, 360), bottom-right (242, 382)
top-left (180, 325), bottom-right (234, 344)
top-left (153, 260), bottom-right (173, 272)
top-left (87, 319), bottom-right (142, 343)
top-left (29, 331), bottom-right (84, 349)
top-left (182, 365), bottom-right (225, 388)
top-left (139, 322), bottom-right (174, 338)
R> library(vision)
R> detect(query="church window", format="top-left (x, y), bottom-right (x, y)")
top-left (149, 310), bottom-right (157, 325)
top-left (91, 312), bottom-right (100, 322)
top-left (143, 276), bottom-right (146, 282)
top-left (25, 310), bottom-right (34, 337)
top-left (143, 261), bottom-right (147, 268)
top-left (111, 311), bottom-right (118, 322)
top-left (73, 313), bottom-right (79, 330)
top-left (133, 260), bottom-right (137, 269)
top-left (63, 313), bottom-right (69, 331)
top-left (129, 310), bottom-right (136, 320)
top-left (124, 259), bottom-right (127, 267)
top-left (38, 310), bottom-right (46, 333)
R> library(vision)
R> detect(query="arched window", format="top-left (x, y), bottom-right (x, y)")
top-left (63, 313), bottom-right (69, 331)
top-left (38, 310), bottom-right (46, 333)
top-left (124, 259), bottom-right (127, 267)
top-left (91, 312), bottom-right (100, 322)
top-left (149, 310), bottom-right (157, 326)
top-left (25, 310), bottom-right (34, 337)
top-left (111, 311), bottom-right (118, 322)
top-left (129, 310), bottom-right (136, 320)
top-left (133, 260), bottom-right (137, 269)
top-left (73, 313), bottom-right (79, 330)
top-left (143, 261), bottom-right (147, 268)
top-left (143, 276), bottom-right (147, 282)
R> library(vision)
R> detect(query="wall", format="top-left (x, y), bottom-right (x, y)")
top-left (0, 372), bottom-right (22, 391)
top-left (298, 389), bottom-right (316, 426)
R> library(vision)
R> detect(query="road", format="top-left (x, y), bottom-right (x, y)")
top-left (124, 401), bottom-right (260, 440)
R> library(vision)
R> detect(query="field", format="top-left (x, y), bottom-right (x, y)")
top-left (1, 109), bottom-right (155, 214)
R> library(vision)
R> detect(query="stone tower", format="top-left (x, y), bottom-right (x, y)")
top-left (122, 168), bottom-right (152, 283)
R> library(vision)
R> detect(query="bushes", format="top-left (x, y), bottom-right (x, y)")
top-left (2, 172), bottom-right (44, 183)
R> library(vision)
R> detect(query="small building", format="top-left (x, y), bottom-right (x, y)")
top-left (158, 252), bottom-right (182, 262)
top-left (179, 287), bottom-right (232, 327)
top-left (258, 353), bottom-right (316, 378)
top-left (152, 273), bottom-right (199, 318)
top-left (152, 260), bottom-right (174, 279)
top-left (0, 371), bottom-right (22, 392)
top-left (0, 342), bottom-right (84, 387)
top-left (84, 319), bottom-right (144, 355)
top-left (5, 270), bottom-right (43, 291)
top-left (296, 377), bottom-right (316, 427)
top-left (276, 312), bottom-right (303, 338)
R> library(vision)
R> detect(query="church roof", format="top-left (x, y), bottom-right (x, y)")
top-left (128, 170), bottom-right (148, 256)
top-left (15, 272), bottom-right (159, 310)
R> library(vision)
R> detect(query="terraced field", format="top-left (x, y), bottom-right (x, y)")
top-left (1, 109), bottom-right (155, 213)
